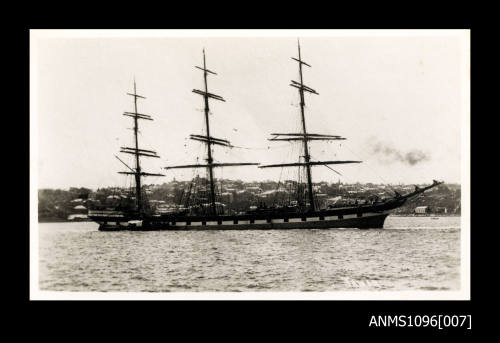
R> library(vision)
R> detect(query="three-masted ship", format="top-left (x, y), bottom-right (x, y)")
top-left (88, 43), bottom-right (442, 231)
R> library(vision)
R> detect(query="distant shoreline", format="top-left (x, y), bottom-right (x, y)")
top-left (391, 214), bottom-right (460, 217)
top-left (37, 214), bottom-right (460, 223)
top-left (38, 218), bottom-right (92, 223)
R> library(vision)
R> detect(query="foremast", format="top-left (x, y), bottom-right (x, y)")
top-left (118, 80), bottom-right (164, 214)
top-left (165, 49), bottom-right (259, 215)
top-left (260, 40), bottom-right (361, 212)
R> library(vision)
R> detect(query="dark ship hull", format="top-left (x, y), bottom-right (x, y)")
top-left (88, 182), bottom-right (442, 231)
top-left (93, 212), bottom-right (389, 231)
top-left (89, 198), bottom-right (405, 231)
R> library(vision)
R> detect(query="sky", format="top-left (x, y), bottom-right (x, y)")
top-left (32, 30), bottom-right (469, 190)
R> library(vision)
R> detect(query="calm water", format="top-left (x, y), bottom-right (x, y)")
top-left (38, 216), bottom-right (461, 292)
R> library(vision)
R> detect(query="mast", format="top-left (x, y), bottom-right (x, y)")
top-left (296, 41), bottom-right (315, 211)
top-left (164, 49), bottom-right (259, 215)
top-left (201, 49), bottom-right (217, 215)
top-left (132, 80), bottom-right (142, 211)
top-left (119, 80), bottom-right (164, 214)
top-left (259, 40), bottom-right (362, 212)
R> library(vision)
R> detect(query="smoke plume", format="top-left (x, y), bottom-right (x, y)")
top-left (370, 141), bottom-right (430, 166)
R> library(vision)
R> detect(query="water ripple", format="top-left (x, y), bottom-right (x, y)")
top-left (38, 216), bottom-right (461, 292)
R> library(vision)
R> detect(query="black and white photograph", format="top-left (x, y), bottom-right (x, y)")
top-left (30, 29), bottom-right (470, 300)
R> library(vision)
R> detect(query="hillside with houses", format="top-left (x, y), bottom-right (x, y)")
top-left (38, 180), bottom-right (461, 222)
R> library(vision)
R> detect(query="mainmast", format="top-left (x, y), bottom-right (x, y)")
top-left (118, 80), bottom-right (164, 214)
top-left (260, 40), bottom-right (362, 212)
top-left (165, 49), bottom-right (259, 215)
top-left (296, 41), bottom-right (315, 211)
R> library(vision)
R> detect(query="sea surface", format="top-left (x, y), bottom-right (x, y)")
top-left (38, 216), bottom-right (461, 292)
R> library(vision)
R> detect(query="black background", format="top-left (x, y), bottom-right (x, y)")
top-left (11, 2), bottom-right (478, 336)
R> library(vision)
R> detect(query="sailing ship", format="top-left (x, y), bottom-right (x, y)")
top-left (88, 43), bottom-right (443, 231)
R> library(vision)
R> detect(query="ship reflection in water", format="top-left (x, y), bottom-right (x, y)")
top-left (39, 216), bottom-right (460, 292)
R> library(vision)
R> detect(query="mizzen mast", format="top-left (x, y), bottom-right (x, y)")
top-left (165, 49), bottom-right (259, 215)
top-left (260, 40), bottom-right (361, 212)
top-left (118, 80), bottom-right (164, 213)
